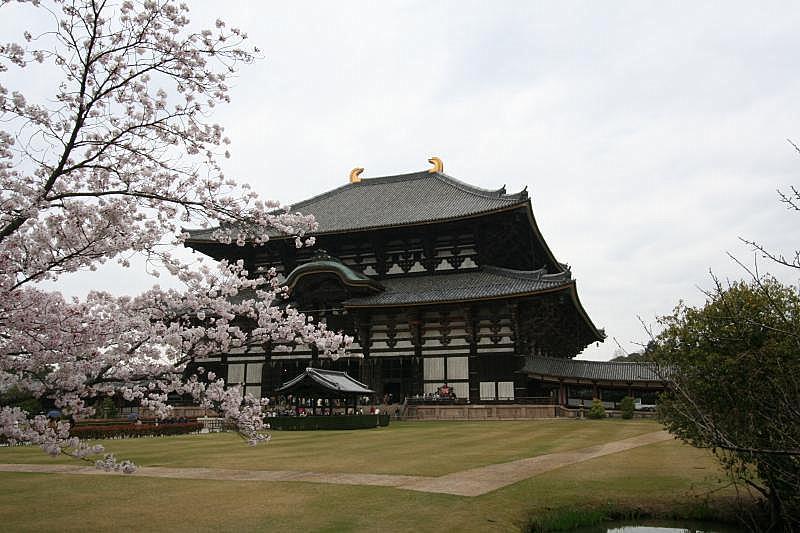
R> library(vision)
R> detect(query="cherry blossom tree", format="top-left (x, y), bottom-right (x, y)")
top-left (0, 0), bottom-right (349, 471)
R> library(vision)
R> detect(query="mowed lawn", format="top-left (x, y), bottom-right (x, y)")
top-left (0, 420), bottom-right (738, 532)
top-left (0, 419), bottom-right (660, 476)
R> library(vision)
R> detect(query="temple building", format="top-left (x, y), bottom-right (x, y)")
top-left (184, 160), bottom-right (606, 404)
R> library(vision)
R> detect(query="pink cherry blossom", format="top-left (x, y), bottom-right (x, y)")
top-left (0, 0), bottom-right (351, 471)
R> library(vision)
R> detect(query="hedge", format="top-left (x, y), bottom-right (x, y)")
top-left (269, 414), bottom-right (390, 431)
top-left (69, 422), bottom-right (202, 439)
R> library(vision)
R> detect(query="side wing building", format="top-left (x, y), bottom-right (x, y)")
top-left (184, 166), bottom-right (605, 403)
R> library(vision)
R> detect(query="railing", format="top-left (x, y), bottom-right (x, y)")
top-left (407, 396), bottom-right (554, 406)
top-left (407, 397), bottom-right (468, 406)
top-left (196, 416), bottom-right (226, 433)
top-left (491, 396), bottom-right (554, 405)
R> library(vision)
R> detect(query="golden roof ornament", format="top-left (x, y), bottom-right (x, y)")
top-left (349, 167), bottom-right (364, 183)
top-left (427, 157), bottom-right (443, 174)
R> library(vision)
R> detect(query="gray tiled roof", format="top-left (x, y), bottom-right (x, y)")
top-left (276, 368), bottom-right (374, 394)
top-left (522, 356), bottom-right (666, 383)
top-left (343, 266), bottom-right (571, 307)
top-left (186, 171), bottom-right (528, 240)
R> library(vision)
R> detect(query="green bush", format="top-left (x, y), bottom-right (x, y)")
top-left (528, 508), bottom-right (609, 532)
top-left (587, 398), bottom-right (606, 419)
top-left (620, 396), bottom-right (635, 419)
top-left (70, 422), bottom-right (202, 439)
top-left (270, 414), bottom-right (390, 431)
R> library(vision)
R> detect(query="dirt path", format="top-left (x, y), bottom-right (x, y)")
top-left (0, 430), bottom-right (671, 497)
top-left (0, 463), bottom-right (429, 488)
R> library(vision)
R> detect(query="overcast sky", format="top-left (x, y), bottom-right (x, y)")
top-left (9, 1), bottom-right (800, 360)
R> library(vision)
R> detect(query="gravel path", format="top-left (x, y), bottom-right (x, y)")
top-left (0, 430), bottom-right (671, 497)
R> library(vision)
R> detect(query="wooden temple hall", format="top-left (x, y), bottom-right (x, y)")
top-left (184, 158), bottom-right (607, 405)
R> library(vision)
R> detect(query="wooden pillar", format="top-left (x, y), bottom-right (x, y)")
top-left (371, 236), bottom-right (388, 276)
top-left (373, 358), bottom-right (384, 398)
top-left (422, 232), bottom-right (437, 272)
top-left (355, 311), bottom-right (373, 391)
top-left (354, 312), bottom-right (372, 358)
top-left (408, 310), bottom-right (424, 396)
top-left (463, 306), bottom-right (479, 404)
top-left (511, 302), bottom-right (522, 354)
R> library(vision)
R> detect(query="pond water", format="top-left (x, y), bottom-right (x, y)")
top-left (569, 520), bottom-right (744, 533)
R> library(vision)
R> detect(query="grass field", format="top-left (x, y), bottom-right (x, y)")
top-left (0, 420), bottom-right (740, 532)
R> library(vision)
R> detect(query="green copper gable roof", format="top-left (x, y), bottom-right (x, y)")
top-left (185, 171), bottom-right (529, 241)
top-left (284, 259), bottom-right (384, 293)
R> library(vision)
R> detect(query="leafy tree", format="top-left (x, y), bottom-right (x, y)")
top-left (610, 342), bottom-right (655, 362)
top-left (0, 0), bottom-right (350, 471)
top-left (651, 277), bottom-right (799, 530)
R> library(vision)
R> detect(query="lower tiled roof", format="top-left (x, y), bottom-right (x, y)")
top-left (522, 356), bottom-right (667, 383)
top-left (343, 266), bottom-right (571, 307)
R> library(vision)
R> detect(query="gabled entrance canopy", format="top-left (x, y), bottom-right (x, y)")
top-left (276, 368), bottom-right (374, 417)
top-left (277, 368), bottom-right (374, 397)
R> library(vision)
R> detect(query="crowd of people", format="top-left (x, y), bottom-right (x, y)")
top-left (262, 394), bottom-right (396, 417)
top-left (411, 385), bottom-right (459, 403)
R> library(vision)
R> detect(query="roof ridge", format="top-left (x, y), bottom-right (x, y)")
top-left (184, 168), bottom-right (537, 243)
top-left (433, 172), bottom-right (525, 201)
top-left (483, 265), bottom-right (570, 282)
top-left (309, 367), bottom-right (347, 376)
top-left (289, 171), bottom-right (427, 211)
top-left (307, 367), bottom-right (372, 389)
top-left (371, 267), bottom-right (565, 288)
top-left (358, 170), bottom-right (433, 185)
top-left (289, 170), bottom-right (529, 210)
top-left (289, 182), bottom-right (359, 211)
top-left (307, 368), bottom-right (339, 389)
top-left (289, 171), bottom-right (428, 210)
top-left (483, 265), bottom-right (546, 278)
top-left (530, 355), bottom-right (657, 366)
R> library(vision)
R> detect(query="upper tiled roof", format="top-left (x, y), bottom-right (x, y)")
top-left (522, 356), bottom-right (667, 383)
top-left (276, 368), bottom-right (374, 394)
top-left (343, 266), bottom-right (571, 307)
top-left (186, 171), bottom-right (529, 240)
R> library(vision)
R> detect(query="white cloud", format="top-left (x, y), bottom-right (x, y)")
top-left (7, 1), bottom-right (800, 360)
